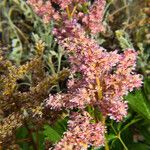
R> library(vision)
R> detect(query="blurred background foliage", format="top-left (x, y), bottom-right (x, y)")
top-left (0, 0), bottom-right (150, 150)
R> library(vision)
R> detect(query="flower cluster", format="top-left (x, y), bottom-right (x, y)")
top-left (27, 0), bottom-right (60, 23)
top-left (50, 20), bottom-right (142, 121)
top-left (82, 0), bottom-right (106, 34)
top-left (54, 111), bottom-right (105, 150)
top-left (46, 78), bottom-right (97, 110)
top-left (99, 49), bottom-right (142, 121)
top-left (28, 0), bottom-right (143, 149)
top-left (27, 0), bottom-right (105, 35)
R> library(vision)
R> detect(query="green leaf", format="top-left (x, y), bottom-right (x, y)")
top-left (106, 133), bottom-right (116, 142)
top-left (126, 90), bottom-right (150, 120)
top-left (115, 30), bottom-right (133, 50)
top-left (52, 119), bottom-right (67, 135)
top-left (44, 125), bottom-right (61, 143)
top-left (16, 127), bottom-right (30, 150)
top-left (50, 51), bottom-right (58, 57)
top-left (10, 38), bottom-right (22, 64)
top-left (12, 0), bottom-right (33, 19)
top-left (38, 132), bottom-right (45, 150)
top-left (32, 131), bottom-right (45, 150)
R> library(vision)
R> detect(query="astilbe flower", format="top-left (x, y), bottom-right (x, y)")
top-left (28, 0), bottom-right (143, 149)
top-left (53, 111), bottom-right (105, 150)
top-left (46, 79), bottom-right (96, 110)
top-left (99, 50), bottom-right (142, 121)
top-left (27, 0), bottom-right (105, 35)
top-left (27, 0), bottom-right (60, 23)
top-left (27, 0), bottom-right (87, 24)
top-left (82, 0), bottom-right (106, 34)
top-left (48, 20), bottom-right (142, 121)
top-left (46, 15), bottom-right (142, 150)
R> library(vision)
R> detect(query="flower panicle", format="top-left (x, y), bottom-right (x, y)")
top-left (47, 28), bottom-right (142, 121)
top-left (27, 0), bottom-right (60, 23)
top-left (27, 0), bottom-right (106, 34)
top-left (54, 111), bottom-right (105, 150)
top-left (28, 0), bottom-right (143, 149)
top-left (82, 0), bottom-right (106, 34)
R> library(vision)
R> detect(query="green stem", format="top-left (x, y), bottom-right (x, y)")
top-left (123, 0), bottom-right (130, 20)
top-left (102, 117), bottom-right (109, 150)
top-left (108, 4), bottom-right (129, 19)
top-left (48, 56), bottom-right (56, 75)
top-left (70, 5), bottom-right (77, 18)
top-left (105, 137), bottom-right (110, 150)
top-left (66, 4), bottom-right (77, 19)
top-left (8, 6), bottom-right (28, 43)
top-left (48, 55), bottom-right (61, 91)
top-left (110, 121), bottom-right (117, 135)
top-left (66, 6), bottom-right (71, 19)
top-left (96, 77), bottom-right (103, 100)
top-left (118, 133), bottom-right (128, 150)
top-left (4, 6), bottom-right (23, 64)
top-left (120, 118), bottom-right (142, 133)
top-left (95, 76), bottom-right (109, 150)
